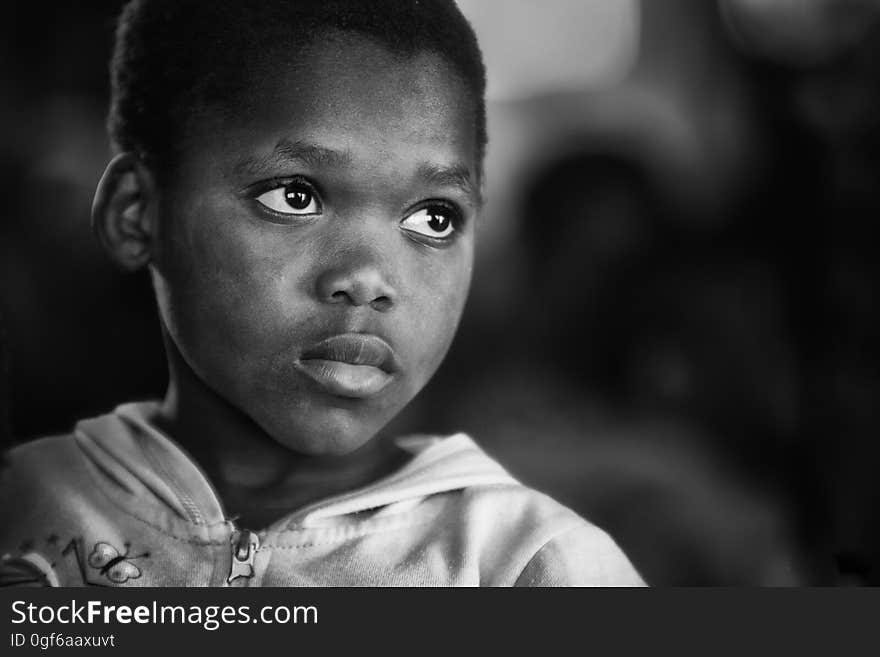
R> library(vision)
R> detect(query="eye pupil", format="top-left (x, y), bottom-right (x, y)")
top-left (427, 209), bottom-right (449, 232)
top-left (284, 185), bottom-right (312, 210)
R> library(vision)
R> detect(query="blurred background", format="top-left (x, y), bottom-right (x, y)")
top-left (2, 0), bottom-right (880, 585)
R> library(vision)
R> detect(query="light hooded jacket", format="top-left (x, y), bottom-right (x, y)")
top-left (0, 403), bottom-right (644, 587)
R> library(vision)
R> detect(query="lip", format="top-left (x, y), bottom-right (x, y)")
top-left (295, 333), bottom-right (398, 398)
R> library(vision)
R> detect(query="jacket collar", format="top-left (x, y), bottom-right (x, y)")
top-left (74, 402), bottom-right (516, 532)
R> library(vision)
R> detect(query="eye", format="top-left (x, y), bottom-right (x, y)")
top-left (400, 204), bottom-right (459, 240)
top-left (254, 181), bottom-right (321, 215)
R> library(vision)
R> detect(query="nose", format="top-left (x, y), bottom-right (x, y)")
top-left (314, 253), bottom-right (397, 312)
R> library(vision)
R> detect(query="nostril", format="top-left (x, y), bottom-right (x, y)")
top-left (330, 290), bottom-right (349, 303)
top-left (370, 296), bottom-right (393, 313)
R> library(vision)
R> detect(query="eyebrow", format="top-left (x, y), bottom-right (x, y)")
top-left (416, 162), bottom-right (481, 205)
top-left (233, 139), bottom-right (352, 176)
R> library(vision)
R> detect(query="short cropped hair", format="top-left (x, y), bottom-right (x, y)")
top-left (109, 0), bottom-right (487, 174)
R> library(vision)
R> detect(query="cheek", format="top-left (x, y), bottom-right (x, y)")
top-left (404, 245), bottom-right (473, 372)
top-left (159, 198), bottom-right (306, 358)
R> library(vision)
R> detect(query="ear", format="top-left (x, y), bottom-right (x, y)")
top-left (91, 152), bottom-right (159, 271)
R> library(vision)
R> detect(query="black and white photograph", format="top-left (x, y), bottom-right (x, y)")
top-left (2, 0), bottom-right (880, 594)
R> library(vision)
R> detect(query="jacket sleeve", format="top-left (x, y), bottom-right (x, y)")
top-left (514, 522), bottom-right (646, 587)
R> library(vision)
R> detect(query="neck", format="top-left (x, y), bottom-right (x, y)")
top-left (150, 334), bottom-right (409, 529)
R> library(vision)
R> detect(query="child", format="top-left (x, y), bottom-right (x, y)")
top-left (0, 0), bottom-right (644, 586)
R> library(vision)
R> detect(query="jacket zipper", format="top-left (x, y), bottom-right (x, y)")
top-left (226, 527), bottom-right (260, 586)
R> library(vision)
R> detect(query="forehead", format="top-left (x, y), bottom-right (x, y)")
top-left (181, 32), bottom-right (479, 185)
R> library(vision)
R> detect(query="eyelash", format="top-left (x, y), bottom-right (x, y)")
top-left (399, 200), bottom-right (465, 246)
top-left (246, 178), bottom-right (466, 243)
top-left (249, 176), bottom-right (323, 220)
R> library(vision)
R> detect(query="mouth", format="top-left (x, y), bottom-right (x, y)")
top-left (295, 333), bottom-right (398, 399)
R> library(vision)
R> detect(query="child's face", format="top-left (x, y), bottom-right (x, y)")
top-left (151, 33), bottom-right (479, 455)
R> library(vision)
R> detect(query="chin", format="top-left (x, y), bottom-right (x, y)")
top-left (259, 405), bottom-right (386, 457)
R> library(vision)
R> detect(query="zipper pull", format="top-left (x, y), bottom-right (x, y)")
top-left (227, 529), bottom-right (260, 584)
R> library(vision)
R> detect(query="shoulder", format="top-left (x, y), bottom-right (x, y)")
top-left (1, 433), bottom-right (86, 493)
top-left (0, 403), bottom-right (157, 505)
top-left (455, 478), bottom-right (645, 586)
top-left (402, 433), bottom-right (645, 586)
top-left (513, 515), bottom-right (646, 587)
top-left (0, 434), bottom-right (97, 545)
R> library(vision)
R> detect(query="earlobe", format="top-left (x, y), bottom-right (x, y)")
top-left (92, 152), bottom-right (158, 272)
